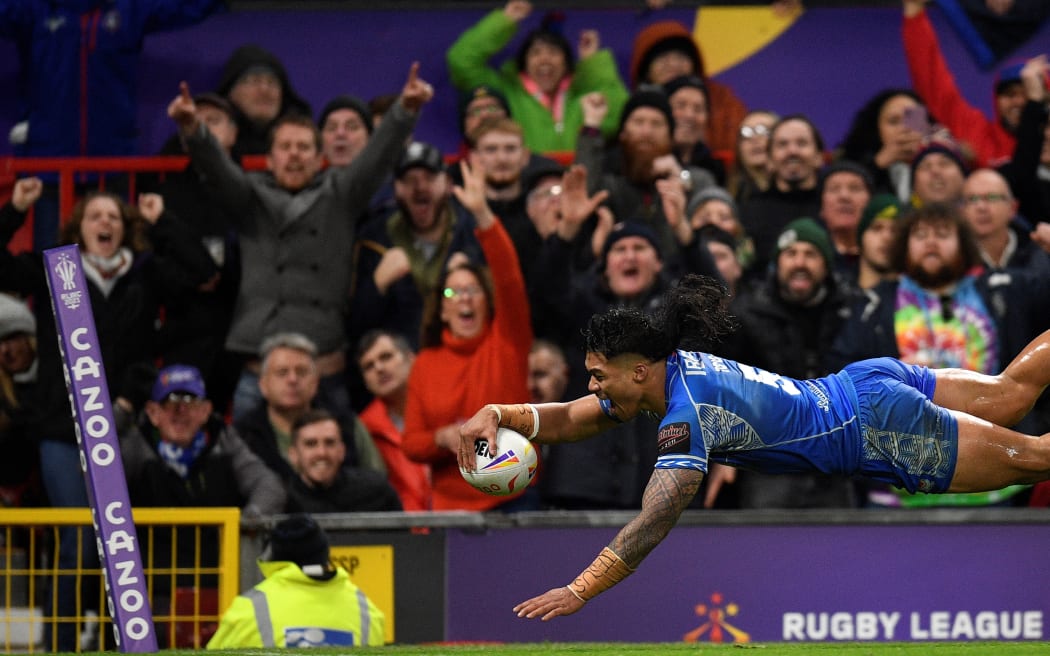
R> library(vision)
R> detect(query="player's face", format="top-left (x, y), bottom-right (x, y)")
top-left (440, 269), bottom-right (489, 340)
top-left (268, 124), bottom-right (322, 191)
top-left (776, 242), bottom-right (828, 305)
top-left (821, 172), bottom-right (870, 233)
top-left (473, 131), bottom-right (529, 189)
top-left (605, 236), bottom-right (663, 299)
top-left (259, 347), bottom-right (319, 413)
top-left (321, 108), bottom-right (369, 167)
top-left (358, 335), bottom-right (413, 400)
top-left (961, 170), bottom-right (1015, 240)
top-left (669, 87), bottom-right (707, 148)
top-left (79, 196), bottom-right (125, 259)
top-left (585, 352), bottom-right (644, 421)
top-left (289, 419), bottom-right (345, 488)
top-left (145, 394), bottom-right (212, 449)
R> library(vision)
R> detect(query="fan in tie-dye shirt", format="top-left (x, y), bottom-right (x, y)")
top-left (893, 275), bottom-right (998, 374)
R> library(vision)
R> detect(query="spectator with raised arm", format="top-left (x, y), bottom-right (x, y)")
top-left (0, 179), bottom-right (216, 652)
top-left (402, 159), bottom-right (534, 511)
top-left (447, 0), bottom-right (628, 153)
top-left (167, 62), bottom-right (433, 421)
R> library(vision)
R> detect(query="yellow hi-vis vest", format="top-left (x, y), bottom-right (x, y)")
top-left (206, 560), bottom-right (385, 648)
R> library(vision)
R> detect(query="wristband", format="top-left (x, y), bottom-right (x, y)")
top-left (567, 547), bottom-right (635, 602)
top-left (488, 404), bottom-right (503, 425)
top-left (565, 585), bottom-right (586, 603)
top-left (527, 403), bottom-right (540, 440)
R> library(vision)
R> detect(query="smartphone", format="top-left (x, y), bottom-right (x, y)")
top-left (902, 105), bottom-right (930, 135)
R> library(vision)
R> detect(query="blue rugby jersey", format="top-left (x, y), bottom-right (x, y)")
top-left (654, 350), bottom-right (863, 476)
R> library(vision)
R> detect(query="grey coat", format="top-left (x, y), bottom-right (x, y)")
top-left (185, 101), bottom-right (418, 355)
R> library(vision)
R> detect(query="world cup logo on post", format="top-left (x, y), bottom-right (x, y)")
top-left (54, 252), bottom-right (83, 310)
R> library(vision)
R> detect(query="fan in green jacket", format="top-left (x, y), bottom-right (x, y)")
top-left (447, 0), bottom-right (628, 154)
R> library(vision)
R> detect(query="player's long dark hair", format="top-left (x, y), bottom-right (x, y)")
top-left (584, 274), bottom-right (736, 361)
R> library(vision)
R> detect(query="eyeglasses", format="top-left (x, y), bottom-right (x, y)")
top-left (739, 124), bottom-right (771, 140)
top-left (962, 193), bottom-right (1011, 206)
top-left (526, 184), bottom-right (562, 204)
top-left (160, 392), bottom-right (205, 409)
top-left (443, 286), bottom-right (483, 300)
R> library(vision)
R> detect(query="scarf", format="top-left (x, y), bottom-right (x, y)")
top-left (82, 247), bottom-right (133, 297)
top-left (156, 429), bottom-right (209, 479)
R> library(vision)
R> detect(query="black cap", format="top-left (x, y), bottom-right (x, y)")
top-left (396, 141), bottom-right (445, 177)
top-left (619, 88), bottom-right (675, 137)
top-left (269, 514), bottom-right (330, 570)
top-left (318, 95), bottom-right (373, 134)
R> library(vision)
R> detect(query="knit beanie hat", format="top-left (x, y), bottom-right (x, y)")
top-left (819, 160), bottom-right (874, 195)
top-left (318, 95), bottom-right (373, 134)
top-left (601, 221), bottom-right (663, 265)
top-left (686, 186), bottom-right (737, 220)
top-left (910, 141), bottom-right (969, 182)
top-left (774, 217), bottom-right (833, 266)
top-left (269, 514), bottom-right (330, 569)
top-left (458, 85), bottom-right (511, 137)
top-left (858, 193), bottom-right (906, 240)
top-left (619, 89), bottom-right (675, 137)
top-left (0, 294), bottom-right (34, 339)
top-left (662, 74), bottom-right (709, 107)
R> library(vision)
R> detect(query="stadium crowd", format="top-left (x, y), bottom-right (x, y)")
top-left (2, 0), bottom-right (1050, 572)
top-left (3, 0), bottom-right (1050, 648)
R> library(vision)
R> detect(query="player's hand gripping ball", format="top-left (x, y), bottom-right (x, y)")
top-left (460, 427), bottom-right (538, 496)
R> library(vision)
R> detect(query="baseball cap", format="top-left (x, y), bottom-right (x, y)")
top-left (395, 141), bottom-right (445, 178)
top-left (151, 364), bottom-right (206, 402)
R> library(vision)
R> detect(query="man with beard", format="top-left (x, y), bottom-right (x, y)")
top-left (350, 141), bottom-right (485, 350)
top-left (717, 218), bottom-right (856, 508)
top-left (467, 117), bottom-right (568, 285)
top-left (575, 89), bottom-right (715, 279)
top-left (738, 115), bottom-right (825, 280)
top-left (830, 202), bottom-right (1050, 506)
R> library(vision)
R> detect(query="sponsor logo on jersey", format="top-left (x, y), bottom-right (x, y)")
top-left (657, 422), bottom-right (690, 455)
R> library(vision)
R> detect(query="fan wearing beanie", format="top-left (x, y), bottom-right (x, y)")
top-left (208, 514), bottom-right (386, 648)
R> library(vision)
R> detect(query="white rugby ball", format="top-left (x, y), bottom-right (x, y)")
top-left (460, 427), bottom-right (538, 497)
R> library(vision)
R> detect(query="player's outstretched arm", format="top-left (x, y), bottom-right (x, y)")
top-left (458, 395), bottom-right (616, 471)
top-left (514, 467), bottom-right (703, 620)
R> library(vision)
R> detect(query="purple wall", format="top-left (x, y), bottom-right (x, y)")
top-left (1, 5), bottom-right (1046, 157)
top-left (446, 523), bottom-right (1050, 643)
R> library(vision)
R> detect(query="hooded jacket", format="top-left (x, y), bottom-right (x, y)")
top-left (628, 20), bottom-right (748, 156)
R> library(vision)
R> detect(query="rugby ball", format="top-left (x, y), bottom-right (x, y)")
top-left (460, 427), bottom-right (538, 497)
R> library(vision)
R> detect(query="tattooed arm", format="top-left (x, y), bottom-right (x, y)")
top-left (514, 468), bottom-right (704, 620)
